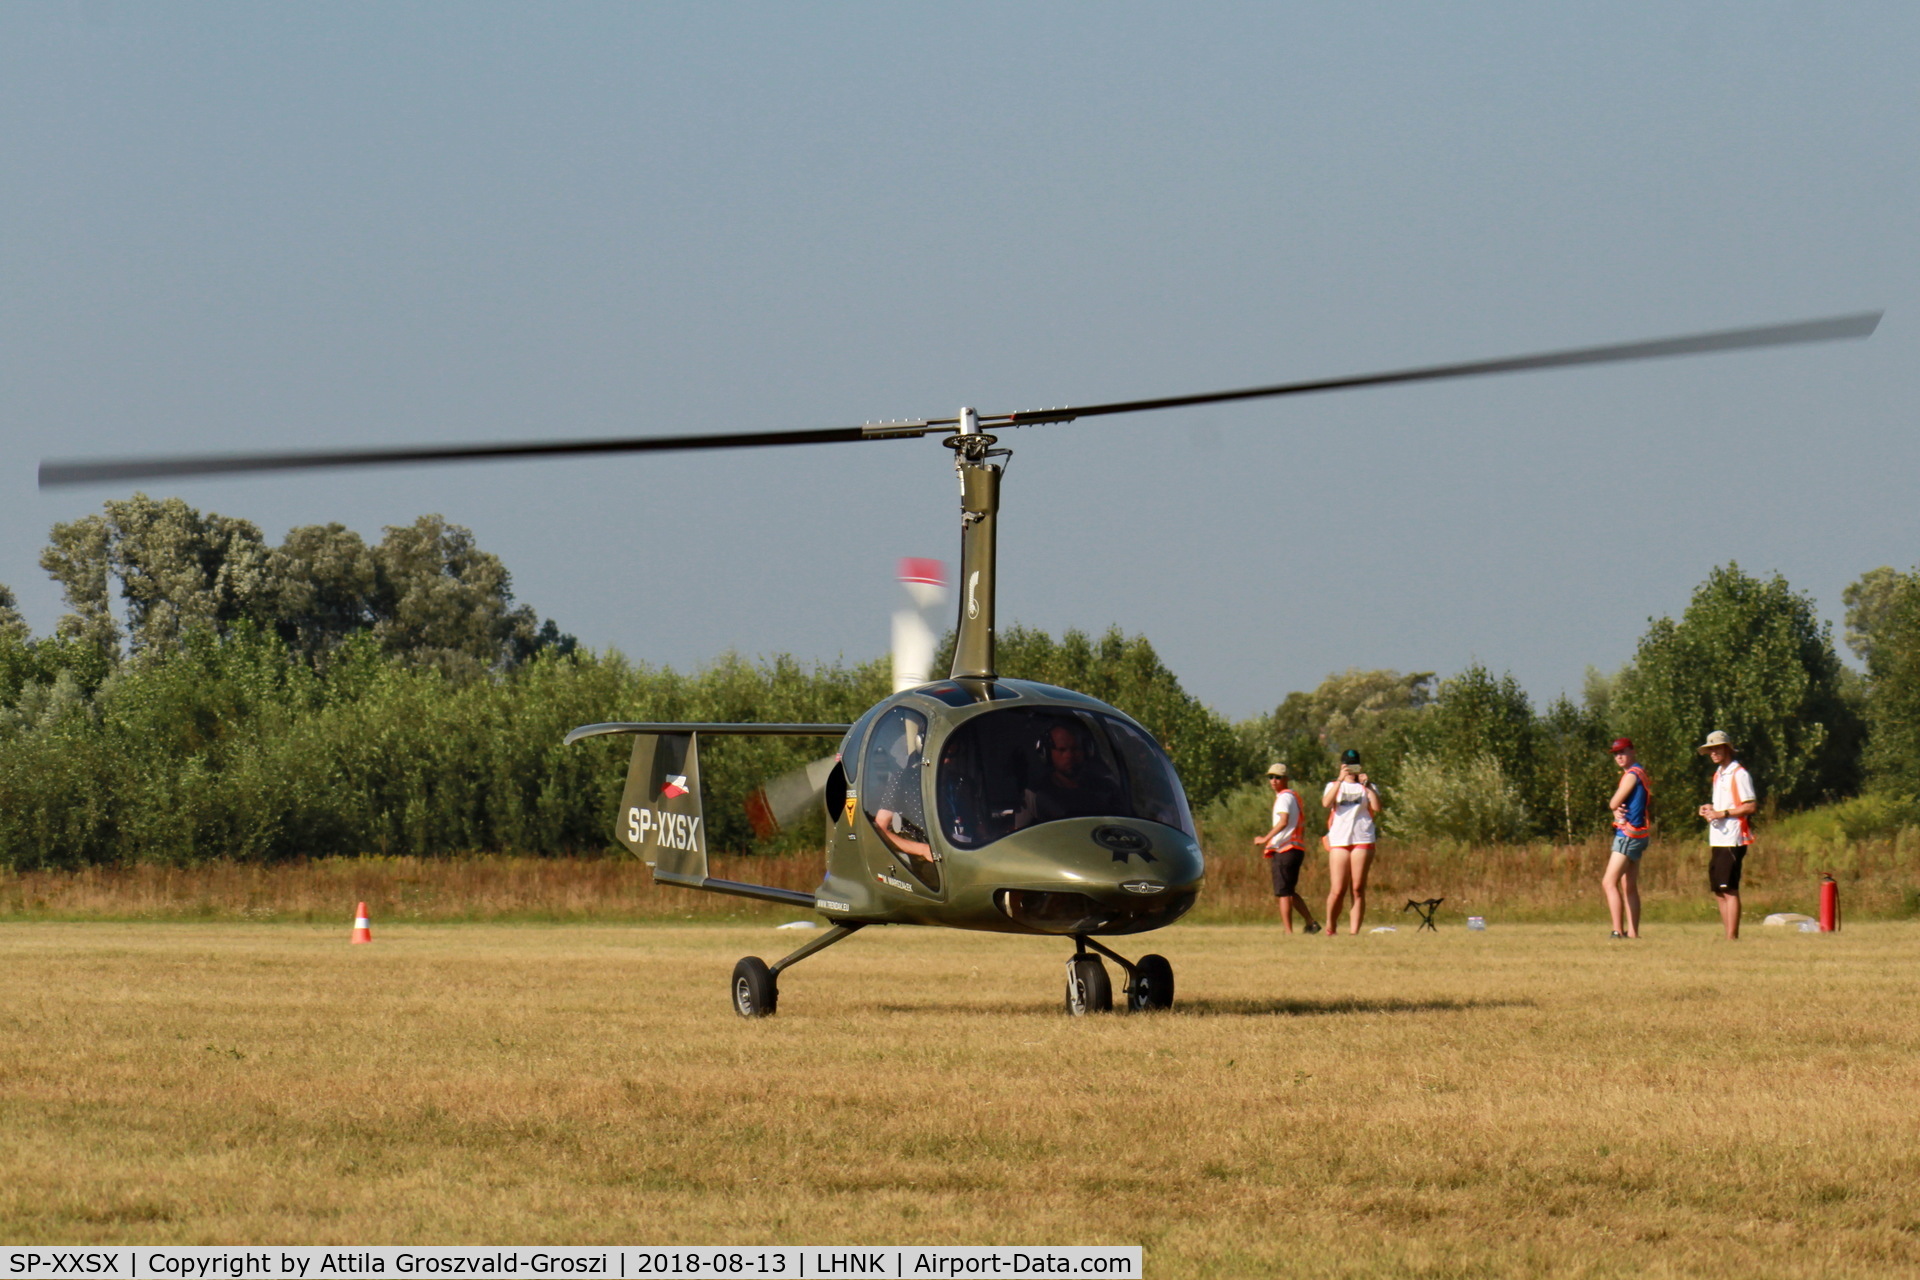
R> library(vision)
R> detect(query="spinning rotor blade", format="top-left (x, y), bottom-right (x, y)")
top-left (38, 311), bottom-right (1879, 488)
top-left (984, 311), bottom-right (1883, 427)
top-left (37, 423), bottom-right (911, 488)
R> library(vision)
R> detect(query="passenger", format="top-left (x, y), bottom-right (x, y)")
top-left (1321, 748), bottom-right (1381, 936)
top-left (1018, 722), bottom-right (1124, 826)
top-left (870, 713), bottom-right (937, 871)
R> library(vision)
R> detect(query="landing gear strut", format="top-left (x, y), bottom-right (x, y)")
top-left (1064, 935), bottom-right (1174, 1015)
top-left (731, 923), bottom-right (865, 1018)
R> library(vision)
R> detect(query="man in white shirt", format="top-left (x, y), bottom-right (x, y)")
top-left (1252, 762), bottom-right (1320, 934)
top-left (1694, 730), bottom-right (1758, 940)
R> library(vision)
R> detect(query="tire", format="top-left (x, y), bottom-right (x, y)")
top-left (1128, 953), bottom-right (1174, 1012)
top-left (731, 956), bottom-right (778, 1018)
top-left (1064, 954), bottom-right (1112, 1015)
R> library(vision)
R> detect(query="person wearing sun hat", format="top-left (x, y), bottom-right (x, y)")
top-left (1321, 747), bottom-right (1381, 936)
top-left (1251, 762), bottom-right (1321, 934)
top-left (1695, 730), bottom-right (1757, 940)
top-left (1601, 737), bottom-right (1651, 939)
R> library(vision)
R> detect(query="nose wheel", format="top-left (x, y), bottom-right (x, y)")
top-left (1064, 936), bottom-right (1174, 1015)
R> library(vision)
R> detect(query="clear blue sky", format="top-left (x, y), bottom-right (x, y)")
top-left (3, 3), bottom-right (1913, 717)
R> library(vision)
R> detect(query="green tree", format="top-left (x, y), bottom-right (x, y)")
top-left (1613, 564), bottom-right (1859, 813)
top-left (0, 583), bottom-right (27, 644)
top-left (1861, 567), bottom-right (1920, 795)
top-left (266, 522), bottom-right (381, 662)
top-left (39, 513), bottom-right (119, 655)
top-left (103, 494), bottom-right (274, 656)
top-left (1245, 668), bottom-right (1435, 792)
top-left (1424, 663), bottom-right (1534, 781)
top-left (1533, 693), bottom-right (1616, 842)
top-left (1391, 752), bottom-right (1530, 844)
top-left (371, 515), bottom-right (548, 679)
top-left (1843, 566), bottom-right (1906, 666)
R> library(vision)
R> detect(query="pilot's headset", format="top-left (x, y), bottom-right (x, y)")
top-left (1031, 717), bottom-right (1091, 772)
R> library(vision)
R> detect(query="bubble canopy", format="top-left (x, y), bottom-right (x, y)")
top-left (934, 707), bottom-right (1195, 851)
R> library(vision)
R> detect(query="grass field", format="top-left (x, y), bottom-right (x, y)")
top-left (3, 919), bottom-right (1918, 1276)
top-left (4, 829), bottom-right (1914, 924)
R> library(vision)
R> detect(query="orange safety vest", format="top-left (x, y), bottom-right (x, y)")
top-left (1617, 764), bottom-right (1652, 838)
top-left (1269, 788), bottom-right (1305, 854)
top-left (1713, 763), bottom-right (1753, 843)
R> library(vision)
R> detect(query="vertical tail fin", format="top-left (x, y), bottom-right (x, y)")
top-left (616, 732), bottom-right (708, 885)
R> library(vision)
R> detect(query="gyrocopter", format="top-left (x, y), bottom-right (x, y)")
top-left (41, 311), bottom-right (1880, 1016)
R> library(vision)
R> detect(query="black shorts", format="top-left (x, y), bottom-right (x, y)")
top-left (1709, 845), bottom-right (1748, 894)
top-left (1268, 846), bottom-right (1306, 897)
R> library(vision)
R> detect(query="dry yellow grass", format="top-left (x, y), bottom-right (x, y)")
top-left (3, 919), bottom-right (1919, 1276)
top-left (3, 832), bottom-right (1908, 925)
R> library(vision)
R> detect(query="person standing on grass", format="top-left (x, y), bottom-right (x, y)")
top-left (1602, 737), bottom-right (1651, 939)
top-left (1252, 762), bottom-right (1321, 934)
top-left (1695, 730), bottom-right (1757, 940)
top-left (1322, 748), bottom-right (1381, 936)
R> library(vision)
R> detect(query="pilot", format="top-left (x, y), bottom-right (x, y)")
top-left (1017, 721), bottom-right (1124, 827)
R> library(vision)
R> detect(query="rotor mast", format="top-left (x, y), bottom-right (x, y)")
top-left (947, 407), bottom-right (1002, 681)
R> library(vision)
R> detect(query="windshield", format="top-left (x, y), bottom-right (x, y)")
top-left (935, 708), bottom-right (1194, 850)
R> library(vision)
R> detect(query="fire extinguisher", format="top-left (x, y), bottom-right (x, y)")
top-left (1819, 874), bottom-right (1840, 933)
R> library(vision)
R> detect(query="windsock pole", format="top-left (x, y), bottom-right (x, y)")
top-left (351, 901), bottom-right (373, 944)
top-left (892, 557), bottom-right (948, 691)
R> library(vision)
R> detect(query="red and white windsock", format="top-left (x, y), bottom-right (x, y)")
top-left (892, 557), bottom-right (948, 692)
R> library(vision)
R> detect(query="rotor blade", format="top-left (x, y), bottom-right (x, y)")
top-left (38, 419), bottom-right (943, 489)
top-left (38, 310), bottom-right (1879, 487)
top-left (986, 311), bottom-right (1882, 427)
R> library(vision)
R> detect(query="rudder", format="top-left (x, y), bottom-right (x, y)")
top-left (616, 732), bottom-right (708, 884)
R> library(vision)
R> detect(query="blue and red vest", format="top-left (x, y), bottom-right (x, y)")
top-left (1616, 764), bottom-right (1651, 838)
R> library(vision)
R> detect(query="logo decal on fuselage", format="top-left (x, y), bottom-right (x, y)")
top-left (660, 774), bottom-right (689, 799)
top-left (967, 571), bottom-right (980, 620)
top-left (1092, 825), bottom-right (1156, 863)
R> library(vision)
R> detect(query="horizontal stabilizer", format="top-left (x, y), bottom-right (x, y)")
top-left (566, 721), bottom-right (849, 746)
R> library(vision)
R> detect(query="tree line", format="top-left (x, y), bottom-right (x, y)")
top-left (1238, 563), bottom-right (1920, 843)
top-left (2, 497), bottom-right (1917, 865)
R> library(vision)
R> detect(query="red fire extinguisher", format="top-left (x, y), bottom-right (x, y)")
top-left (1819, 874), bottom-right (1839, 933)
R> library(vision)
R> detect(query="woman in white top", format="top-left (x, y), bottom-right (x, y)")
top-left (1321, 748), bottom-right (1382, 936)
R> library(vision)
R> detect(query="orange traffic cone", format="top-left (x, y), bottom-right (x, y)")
top-left (350, 901), bottom-right (373, 944)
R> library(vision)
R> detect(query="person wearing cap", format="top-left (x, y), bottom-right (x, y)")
top-left (1695, 730), bottom-right (1757, 939)
top-left (1252, 763), bottom-right (1321, 934)
top-left (1601, 737), bottom-right (1651, 939)
top-left (1321, 748), bottom-right (1381, 936)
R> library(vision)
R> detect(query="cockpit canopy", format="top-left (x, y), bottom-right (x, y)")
top-left (935, 707), bottom-right (1194, 850)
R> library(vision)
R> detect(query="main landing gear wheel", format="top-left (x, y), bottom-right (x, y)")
top-left (1128, 953), bottom-right (1174, 1012)
top-left (731, 956), bottom-right (778, 1018)
top-left (1065, 954), bottom-right (1113, 1016)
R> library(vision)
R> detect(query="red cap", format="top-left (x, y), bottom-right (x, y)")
top-left (1608, 737), bottom-right (1634, 754)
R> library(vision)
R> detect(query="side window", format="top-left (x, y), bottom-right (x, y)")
top-left (839, 705), bottom-right (881, 787)
top-left (862, 706), bottom-right (938, 889)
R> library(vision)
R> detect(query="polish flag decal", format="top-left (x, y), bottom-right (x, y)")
top-left (661, 774), bottom-right (689, 800)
